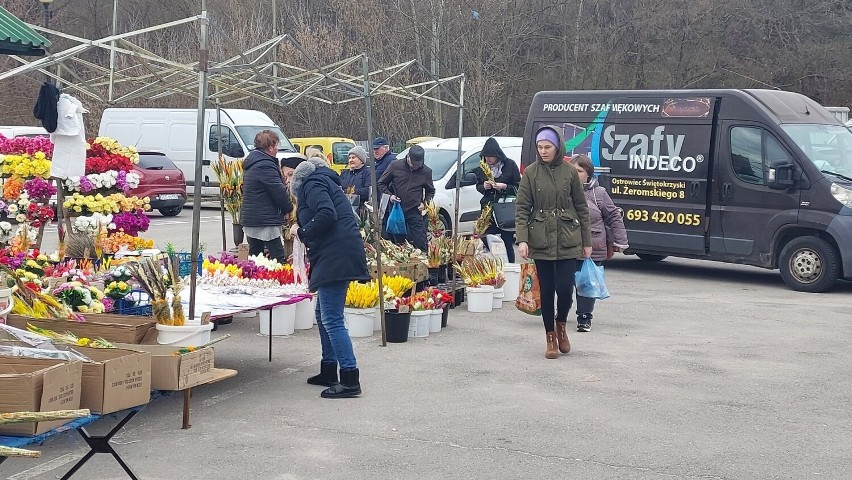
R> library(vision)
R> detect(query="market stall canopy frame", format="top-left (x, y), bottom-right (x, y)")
top-left (0, 6), bottom-right (51, 57)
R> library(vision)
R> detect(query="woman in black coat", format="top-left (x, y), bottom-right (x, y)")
top-left (474, 137), bottom-right (521, 263)
top-left (240, 130), bottom-right (293, 262)
top-left (339, 145), bottom-right (372, 210)
top-left (289, 157), bottom-right (370, 399)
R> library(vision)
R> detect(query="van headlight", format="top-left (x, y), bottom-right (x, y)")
top-left (830, 183), bottom-right (852, 208)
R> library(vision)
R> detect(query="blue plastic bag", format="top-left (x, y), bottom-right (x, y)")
top-left (387, 202), bottom-right (408, 235)
top-left (575, 258), bottom-right (610, 299)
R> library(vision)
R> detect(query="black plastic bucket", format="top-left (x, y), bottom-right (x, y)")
top-left (441, 306), bottom-right (449, 328)
top-left (384, 310), bottom-right (411, 343)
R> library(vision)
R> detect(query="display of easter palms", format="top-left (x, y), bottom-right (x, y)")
top-left (211, 157), bottom-right (243, 224)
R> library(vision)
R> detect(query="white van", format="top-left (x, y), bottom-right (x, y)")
top-left (0, 126), bottom-right (48, 138)
top-left (98, 108), bottom-right (304, 196)
top-left (396, 137), bottom-right (523, 235)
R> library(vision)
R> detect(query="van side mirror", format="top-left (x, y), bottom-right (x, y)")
top-left (227, 143), bottom-right (245, 158)
top-left (767, 160), bottom-right (796, 190)
top-left (462, 172), bottom-right (478, 186)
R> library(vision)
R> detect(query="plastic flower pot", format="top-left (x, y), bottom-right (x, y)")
top-left (384, 309), bottom-right (411, 343)
top-left (428, 268), bottom-right (440, 286)
top-left (441, 306), bottom-right (449, 328)
top-left (438, 265), bottom-right (449, 283)
top-left (408, 310), bottom-right (431, 338)
top-left (429, 309), bottom-right (442, 333)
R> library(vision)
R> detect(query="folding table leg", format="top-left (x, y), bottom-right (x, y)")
top-left (182, 388), bottom-right (192, 430)
top-left (268, 309), bottom-right (273, 362)
top-left (61, 410), bottom-right (139, 480)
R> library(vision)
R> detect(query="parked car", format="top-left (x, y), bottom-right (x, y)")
top-left (290, 137), bottom-right (356, 174)
top-left (0, 126), bottom-right (48, 138)
top-left (130, 152), bottom-right (187, 217)
top-left (395, 137), bottom-right (523, 235)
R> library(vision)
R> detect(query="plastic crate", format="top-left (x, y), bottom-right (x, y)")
top-left (116, 290), bottom-right (152, 316)
top-left (177, 252), bottom-right (203, 278)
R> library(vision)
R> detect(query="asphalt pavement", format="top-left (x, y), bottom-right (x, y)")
top-left (5, 208), bottom-right (851, 480)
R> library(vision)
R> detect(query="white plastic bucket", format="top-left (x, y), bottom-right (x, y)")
top-left (492, 287), bottom-right (504, 309)
top-left (156, 319), bottom-right (214, 347)
top-left (466, 286), bottom-right (494, 313)
top-left (408, 310), bottom-right (431, 338)
top-left (259, 303), bottom-right (296, 336)
top-left (429, 309), bottom-right (442, 333)
top-left (344, 308), bottom-right (375, 338)
top-left (0, 289), bottom-right (12, 324)
top-left (295, 296), bottom-right (315, 328)
top-left (294, 300), bottom-right (314, 330)
top-left (373, 309), bottom-right (383, 332)
top-left (502, 264), bottom-right (521, 302)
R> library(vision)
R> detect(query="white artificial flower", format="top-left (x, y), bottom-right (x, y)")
top-left (7, 204), bottom-right (18, 214)
top-left (15, 214), bottom-right (27, 224)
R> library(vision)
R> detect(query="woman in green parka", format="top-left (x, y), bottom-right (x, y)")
top-left (515, 125), bottom-right (592, 359)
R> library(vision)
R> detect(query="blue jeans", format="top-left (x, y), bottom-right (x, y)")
top-left (315, 281), bottom-right (357, 370)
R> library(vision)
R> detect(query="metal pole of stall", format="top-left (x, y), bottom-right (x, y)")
top-left (108, 0), bottom-right (118, 102)
top-left (188, 1), bottom-right (209, 322)
top-left (450, 77), bottom-right (465, 300)
top-left (216, 101), bottom-right (227, 253)
top-left (363, 54), bottom-right (386, 347)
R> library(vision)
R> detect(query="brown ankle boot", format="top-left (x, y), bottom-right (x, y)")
top-left (555, 322), bottom-right (571, 354)
top-left (545, 332), bottom-right (559, 359)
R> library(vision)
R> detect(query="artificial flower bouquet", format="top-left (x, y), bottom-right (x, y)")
top-left (454, 256), bottom-right (505, 288)
top-left (211, 157), bottom-right (243, 224)
top-left (427, 287), bottom-right (454, 310)
top-left (409, 291), bottom-right (436, 311)
top-left (345, 281), bottom-right (380, 309)
top-left (52, 281), bottom-right (108, 314)
top-left (64, 170), bottom-right (141, 194)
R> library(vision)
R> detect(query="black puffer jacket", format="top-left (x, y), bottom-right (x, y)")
top-left (291, 158), bottom-right (370, 291)
top-left (240, 149), bottom-right (293, 227)
top-left (474, 138), bottom-right (521, 207)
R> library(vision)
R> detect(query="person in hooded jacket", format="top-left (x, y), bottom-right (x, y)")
top-left (515, 125), bottom-right (592, 359)
top-left (289, 157), bottom-right (370, 399)
top-left (240, 130), bottom-right (293, 263)
top-left (339, 145), bottom-right (372, 208)
top-left (569, 154), bottom-right (628, 332)
top-left (474, 137), bottom-right (521, 263)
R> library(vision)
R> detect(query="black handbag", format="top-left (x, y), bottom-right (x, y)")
top-left (491, 195), bottom-right (517, 231)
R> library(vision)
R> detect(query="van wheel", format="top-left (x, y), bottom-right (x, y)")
top-left (779, 237), bottom-right (839, 292)
top-left (637, 254), bottom-right (667, 262)
top-left (159, 206), bottom-right (182, 217)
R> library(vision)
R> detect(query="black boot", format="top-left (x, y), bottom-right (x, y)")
top-left (321, 368), bottom-right (361, 398)
top-left (307, 361), bottom-right (338, 387)
top-left (577, 313), bottom-right (592, 332)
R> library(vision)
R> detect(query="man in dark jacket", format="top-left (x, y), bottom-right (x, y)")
top-left (240, 130), bottom-right (293, 262)
top-left (378, 145), bottom-right (435, 251)
top-left (290, 157), bottom-right (370, 399)
top-left (474, 137), bottom-right (522, 263)
top-left (372, 137), bottom-right (396, 180)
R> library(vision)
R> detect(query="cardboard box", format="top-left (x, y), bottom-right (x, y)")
top-left (114, 344), bottom-right (214, 391)
top-left (0, 358), bottom-right (83, 436)
top-left (370, 261), bottom-right (429, 282)
top-left (77, 347), bottom-right (152, 414)
top-left (6, 314), bottom-right (156, 344)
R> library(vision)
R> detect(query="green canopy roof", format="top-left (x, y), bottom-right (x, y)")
top-left (0, 6), bottom-right (51, 56)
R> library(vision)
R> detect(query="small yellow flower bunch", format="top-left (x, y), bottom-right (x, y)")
top-left (1, 152), bottom-right (52, 179)
top-left (116, 195), bottom-right (151, 212)
top-left (92, 137), bottom-right (140, 164)
top-left (63, 192), bottom-right (119, 214)
top-left (345, 281), bottom-right (380, 309)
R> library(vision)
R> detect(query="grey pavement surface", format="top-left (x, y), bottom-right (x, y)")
top-left (4, 208), bottom-right (852, 479)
